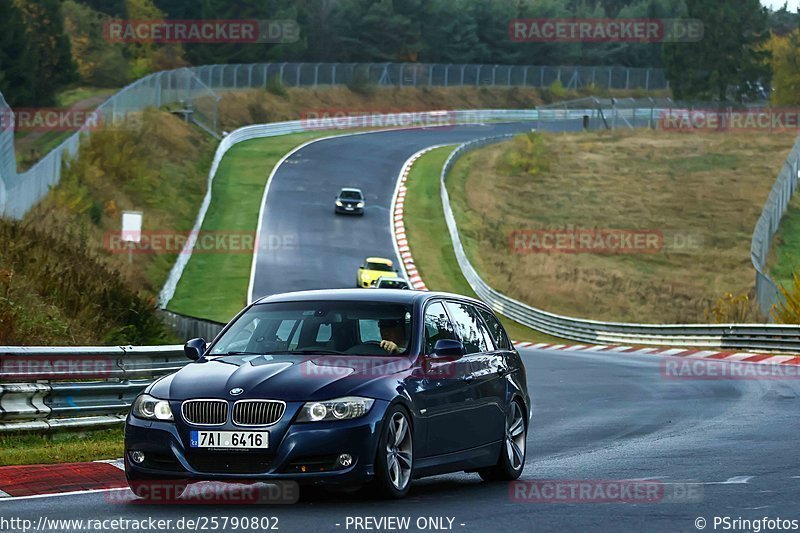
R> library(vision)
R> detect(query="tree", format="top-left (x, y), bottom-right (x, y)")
top-left (62, 0), bottom-right (130, 87)
top-left (0, 1), bottom-right (37, 106)
top-left (766, 29), bottom-right (800, 105)
top-left (15, 0), bottom-right (78, 105)
top-left (663, 0), bottom-right (771, 101)
top-left (418, 0), bottom-right (481, 64)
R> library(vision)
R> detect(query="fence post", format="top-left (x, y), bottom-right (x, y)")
top-left (296, 63), bottom-right (303, 86)
top-left (314, 63), bottom-right (321, 87)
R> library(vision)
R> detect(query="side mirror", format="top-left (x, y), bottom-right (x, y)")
top-left (184, 338), bottom-right (207, 361)
top-left (431, 339), bottom-right (465, 359)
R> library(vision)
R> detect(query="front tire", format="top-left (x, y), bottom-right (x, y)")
top-left (371, 405), bottom-right (414, 498)
top-left (478, 400), bottom-right (526, 481)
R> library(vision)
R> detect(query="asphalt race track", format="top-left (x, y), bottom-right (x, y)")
top-left (249, 120), bottom-right (585, 300)
top-left (1, 347), bottom-right (797, 532)
top-left (2, 121), bottom-right (797, 532)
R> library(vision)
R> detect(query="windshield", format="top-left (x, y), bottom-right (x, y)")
top-left (378, 280), bottom-right (408, 289)
top-left (210, 301), bottom-right (413, 356)
top-left (340, 191), bottom-right (362, 200)
top-left (365, 262), bottom-right (394, 272)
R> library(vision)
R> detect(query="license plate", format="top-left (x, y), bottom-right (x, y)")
top-left (345, 206), bottom-right (354, 210)
top-left (190, 431), bottom-right (268, 449)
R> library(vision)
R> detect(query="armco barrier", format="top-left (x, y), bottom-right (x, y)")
top-left (438, 135), bottom-right (800, 350)
top-left (0, 345), bottom-right (186, 433)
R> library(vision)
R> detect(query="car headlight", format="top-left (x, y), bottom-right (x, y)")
top-left (132, 394), bottom-right (174, 421)
top-left (335, 200), bottom-right (343, 206)
top-left (356, 202), bottom-right (364, 208)
top-left (297, 397), bottom-right (375, 422)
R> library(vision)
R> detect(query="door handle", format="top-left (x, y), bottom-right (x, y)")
top-left (462, 374), bottom-right (475, 383)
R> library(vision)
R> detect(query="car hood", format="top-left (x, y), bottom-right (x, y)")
top-left (149, 353), bottom-right (412, 402)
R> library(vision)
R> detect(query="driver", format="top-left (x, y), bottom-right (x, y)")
top-left (378, 318), bottom-right (407, 354)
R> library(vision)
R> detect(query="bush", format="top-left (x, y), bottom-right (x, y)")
top-left (496, 132), bottom-right (553, 177)
top-left (347, 67), bottom-right (376, 96)
top-left (772, 273), bottom-right (800, 323)
top-left (705, 291), bottom-right (758, 323)
top-left (0, 220), bottom-right (170, 345)
top-left (265, 74), bottom-right (288, 97)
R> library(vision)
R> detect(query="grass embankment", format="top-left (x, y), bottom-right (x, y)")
top-left (0, 429), bottom-right (122, 467)
top-left (1, 109), bottom-right (214, 345)
top-left (14, 87), bottom-right (116, 171)
top-left (402, 146), bottom-right (565, 344)
top-left (770, 194), bottom-right (800, 289)
top-left (215, 85), bottom-right (670, 132)
top-left (446, 130), bottom-right (797, 324)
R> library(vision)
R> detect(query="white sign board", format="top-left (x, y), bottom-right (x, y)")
top-left (121, 211), bottom-right (143, 244)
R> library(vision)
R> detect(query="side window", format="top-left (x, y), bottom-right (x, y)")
top-left (444, 301), bottom-right (491, 354)
top-left (423, 302), bottom-right (456, 354)
top-left (478, 309), bottom-right (511, 350)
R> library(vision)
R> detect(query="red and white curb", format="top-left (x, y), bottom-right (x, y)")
top-left (513, 341), bottom-right (800, 366)
top-left (0, 460), bottom-right (126, 499)
top-left (392, 146), bottom-right (452, 290)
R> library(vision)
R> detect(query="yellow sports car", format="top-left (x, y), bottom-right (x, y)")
top-left (357, 257), bottom-right (398, 288)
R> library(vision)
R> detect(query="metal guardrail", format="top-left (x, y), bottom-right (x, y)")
top-left (751, 136), bottom-right (800, 315)
top-left (0, 345), bottom-right (186, 433)
top-left (0, 62), bottom-right (665, 221)
top-left (439, 135), bottom-right (800, 351)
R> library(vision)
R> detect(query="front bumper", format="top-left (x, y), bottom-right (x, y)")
top-left (124, 399), bottom-right (388, 486)
top-left (335, 204), bottom-right (364, 214)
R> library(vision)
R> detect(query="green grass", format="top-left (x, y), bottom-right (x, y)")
top-left (167, 131), bottom-right (340, 323)
top-left (403, 146), bottom-right (566, 344)
top-left (55, 86), bottom-right (116, 109)
top-left (770, 197), bottom-right (800, 288)
top-left (0, 429), bottom-right (122, 466)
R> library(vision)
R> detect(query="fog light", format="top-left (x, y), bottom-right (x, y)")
top-left (337, 453), bottom-right (353, 467)
top-left (129, 450), bottom-right (145, 464)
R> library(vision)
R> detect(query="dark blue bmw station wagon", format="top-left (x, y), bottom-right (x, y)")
top-left (125, 289), bottom-right (530, 498)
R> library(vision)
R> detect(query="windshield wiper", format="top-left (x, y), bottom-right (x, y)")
top-left (220, 351), bottom-right (267, 356)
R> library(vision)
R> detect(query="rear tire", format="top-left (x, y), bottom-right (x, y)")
top-left (478, 400), bottom-right (526, 482)
top-left (369, 405), bottom-right (414, 498)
